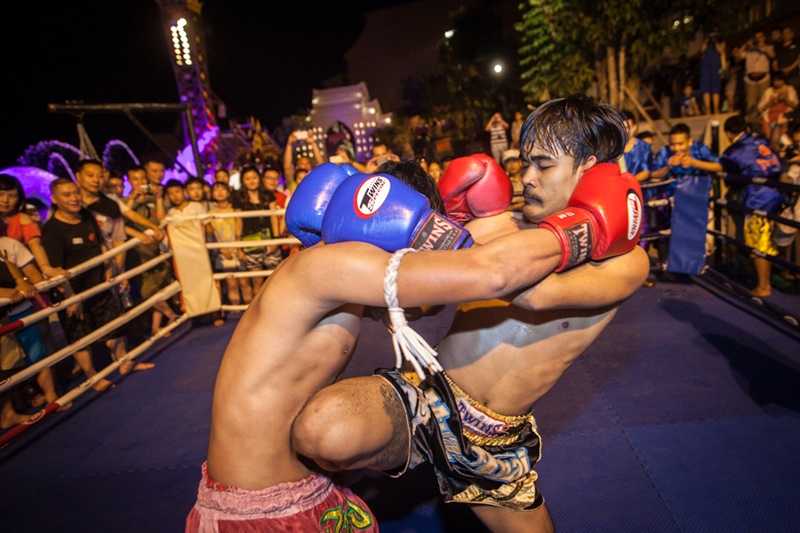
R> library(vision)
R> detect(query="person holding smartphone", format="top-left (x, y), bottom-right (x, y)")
top-left (283, 130), bottom-right (325, 190)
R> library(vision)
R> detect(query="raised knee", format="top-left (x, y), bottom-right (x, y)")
top-left (292, 390), bottom-right (362, 470)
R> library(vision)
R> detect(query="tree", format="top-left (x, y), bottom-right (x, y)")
top-left (515, 0), bottom-right (594, 102)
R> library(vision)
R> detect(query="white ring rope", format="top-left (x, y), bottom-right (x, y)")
top-left (206, 238), bottom-right (300, 249)
top-left (0, 281), bottom-right (181, 394)
top-left (213, 270), bottom-right (274, 280)
top-left (383, 248), bottom-right (442, 380)
top-left (165, 208), bottom-right (286, 224)
top-left (220, 305), bottom-right (248, 312)
top-left (0, 251), bottom-right (173, 334)
top-left (0, 236), bottom-right (151, 306)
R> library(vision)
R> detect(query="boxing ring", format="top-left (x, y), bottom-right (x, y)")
top-left (1, 208), bottom-right (799, 532)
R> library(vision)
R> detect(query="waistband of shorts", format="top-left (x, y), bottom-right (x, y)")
top-left (195, 462), bottom-right (334, 519)
top-left (441, 372), bottom-right (530, 424)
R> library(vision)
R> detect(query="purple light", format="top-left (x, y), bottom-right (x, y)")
top-left (0, 166), bottom-right (60, 206)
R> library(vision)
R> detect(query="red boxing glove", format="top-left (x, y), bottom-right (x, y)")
top-left (539, 162), bottom-right (643, 272)
top-left (437, 153), bottom-right (513, 224)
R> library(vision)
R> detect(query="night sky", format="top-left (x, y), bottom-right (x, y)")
top-left (1, 0), bottom-right (419, 164)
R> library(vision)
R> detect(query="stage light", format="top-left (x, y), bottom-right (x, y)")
top-left (444, 29), bottom-right (454, 39)
top-left (493, 62), bottom-right (504, 75)
top-left (177, 17), bottom-right (187, 27)
top-left (368, 107), bottom-right (376, 114)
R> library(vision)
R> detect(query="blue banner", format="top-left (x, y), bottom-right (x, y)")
top-left (668, 176), bottom-right (711, 275)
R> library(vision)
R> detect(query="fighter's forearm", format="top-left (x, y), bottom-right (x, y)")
top-left (306, 229), bottom-right (561, 309)
top-left (511, 246), bottom-right (649, 311)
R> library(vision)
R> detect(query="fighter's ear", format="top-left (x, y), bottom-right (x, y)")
top-left (577, 155), bottom-right (598, 177)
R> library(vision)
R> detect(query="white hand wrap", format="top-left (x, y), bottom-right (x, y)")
top-left (383, 248), bottom-right (443, 380)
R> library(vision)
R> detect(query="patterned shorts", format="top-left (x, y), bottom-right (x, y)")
top-left (377, 369), bottom-right (543, 511)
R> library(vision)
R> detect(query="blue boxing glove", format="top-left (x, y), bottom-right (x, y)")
top-left (321, 173), bottom-right (473, 251)
top-left (286, 163), bottom-right (356, 247)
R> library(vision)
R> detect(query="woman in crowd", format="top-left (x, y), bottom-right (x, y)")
top-left (206, 182), bottom-right (243, 325)
top-left (0, 174), bottom-right (65, 279)
top-left (236, 167), bottom-right (280, 301)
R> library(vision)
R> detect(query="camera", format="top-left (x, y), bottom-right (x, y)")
top-left (295, 130), bottom-right (308, 141)
top-left (142, 183), bottom-right (152, 194)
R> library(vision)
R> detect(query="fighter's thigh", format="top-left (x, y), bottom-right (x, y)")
top-left (471, 503), bottom-right (555, 533)
top-left (291, 376), bottom-right (408, 470)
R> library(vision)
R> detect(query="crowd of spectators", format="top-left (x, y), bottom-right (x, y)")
top-left (2, 23), bottom-right (798, 434)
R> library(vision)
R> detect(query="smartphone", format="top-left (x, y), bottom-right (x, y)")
top-left (295, 130), bottom-right (308, 141)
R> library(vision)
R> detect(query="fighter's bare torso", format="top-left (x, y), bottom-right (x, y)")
top-left (441, 302), bottom-right (615, 415)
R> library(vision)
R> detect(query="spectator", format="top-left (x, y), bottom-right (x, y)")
top-left (0, 236), bottom-right (63, 421)
top-left (0, 174), bottom-right (65, 279)
top-left (651, 123), bottom-right (722, 274)
top-left (144, 158), bottom-right (166, 190)
top-left (261, 164), bottom-right (288, 238)
top-left (780, 123), bottom-right (800, 160)
top-left (104, 172), bottom-right (124, 198)
top-left (719, 114), bottom-right (782, 297)
top-left (680, 83), bottom-right (701, 117)
top-left (125, 167), bottom-right (175, 336)
top-left (637, 131), bottom-right (656, 145)
top-left (620, 111), bottom-right (653, 183)
top-left (42, 179), bottom-right (125, 391)
top-left (236, 167), bottom-right (279, 300)
top-left (283, 130), bottom-right (324, 189)
top-left (741, 31), bottom-right (775, 115)
top-left (427, 160), bottom-right (443, 184)
top-left (74, 161), bottom-right (156, 372)
top-left (758, 72), bottom-right (798, 148)
top-left (510, 111), bottom-right (524, 149)
top-left (700, 35), bottom-right (727, 115)
top-left (485, 112), bottom-right (509, 163)
top-left (501, 149), bottom-right (525, 211)
top-left (214, 169), bottom-right (231, 186)
top-left (774, 27), bottom-right (799, 93)
top-left (185, 177), bottom-right (209, 211)
top-left (207, 182), bottom-right (243, 325)
top-left (652, 124), bottom-right (722, 182)
top-left (372, 142), bottom-right (391, 159)
top-left (21, 198), bottom-right (48, 225)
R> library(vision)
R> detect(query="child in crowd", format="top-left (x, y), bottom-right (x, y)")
top-left (680, 83), bottom-right (701, 117)
top-left (207, 182), bottom-right (243, 326)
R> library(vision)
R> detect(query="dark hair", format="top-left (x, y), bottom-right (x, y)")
top-left (215, 168), bottom-right (230, 176)
top-left (126, 166), bottom-right (146, 178)
top-left (636, 131), bottom-right (655, 140)
top-left (164, 179), bottom-right (184, 190)
top-left (520, 95), bottom-right (627, 165)
top-left (621, 110), bottom-right (636, 122)
top-left (724, 114), bottom-right (747, 135)
top-left (377, 160), bottom-right (444, 213)
top-left (240, 165), bottom-right (260, 181)
top-left (75, 159), bottom-right (103, 174)
top-left (185, 177), bottom-right (205, 189)
top-left (772, 71), bottom-right (785, 83)
top-left (669, 123), bottom-right (691, 137)
top-left (143, 157), bottom-right (165, 167)
top-left (211, 182), bottom-right (231, 193)
top-left (49, 177), bottom-right (76, 195)
top-left (0, 174), bottom-right (26, 214)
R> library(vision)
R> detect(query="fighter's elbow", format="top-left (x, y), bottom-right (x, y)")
top-left (475, 254), bottom-right (516, 299)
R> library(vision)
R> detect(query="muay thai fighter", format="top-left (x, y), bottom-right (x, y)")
top-left (186, 115), bottom-right (639, 533)
top-left (291, 96), bottom-right (648, 533)
top-left (183, 159), bottom-right (552, 531)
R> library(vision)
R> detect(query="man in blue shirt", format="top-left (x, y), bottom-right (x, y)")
top-left (651, 123), bottom-right (722, 275)
top-left (720, 114), bottom-right (782, 297)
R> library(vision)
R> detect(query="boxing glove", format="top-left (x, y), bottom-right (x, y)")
top-left (286, 163), bottom-right (355, 247)
top-left (322, 173), bottom-right (473, 252)
top-left (437, 153), bottom-right (513, 224)
top-left (539, 163), bottom-right (643, 272)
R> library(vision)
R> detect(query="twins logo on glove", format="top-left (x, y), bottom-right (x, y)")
top-left (626, 190), bottom-right (642, 241)
top-left (354, 175), bottom-right (392, 218)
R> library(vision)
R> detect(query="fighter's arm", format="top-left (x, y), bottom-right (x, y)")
top-left (510, 246), bottom-right (649, 311)
top-left (292, 228), bottom-right (562, 310)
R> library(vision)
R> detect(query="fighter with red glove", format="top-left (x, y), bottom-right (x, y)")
top-left (539, 162), bottom-right (643, 271)
top-left (437, 154), bottom-right (513, 224)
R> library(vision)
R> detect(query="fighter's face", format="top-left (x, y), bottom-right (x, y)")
top-left (521, 145), bottom-right (587, 223)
